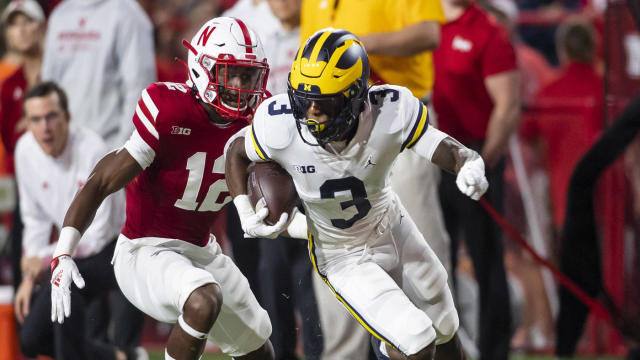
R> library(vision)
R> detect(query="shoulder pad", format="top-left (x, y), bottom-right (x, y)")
top-left (254, 94), bottom-right (295, 150)
top-left (145, 82), bottom-right (191, 99)
top-left (366, 85), bottom-right (414, 134)
top-left (143, 82), bottom-right (193, 120)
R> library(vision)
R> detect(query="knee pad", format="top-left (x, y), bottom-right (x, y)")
top-left (406, 261), bottom-right (448, 301)
top-left (393, 307), bottom-right (437, 356)
top-left (251, 307), bottom-right (272, 345)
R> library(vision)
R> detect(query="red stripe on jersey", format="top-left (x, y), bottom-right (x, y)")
top-left (234, 18), bottom-right (253, 53)
top-left (132, 113), bottom-right (159, 151)
top-left (138, 98), bottom-right (155, 124)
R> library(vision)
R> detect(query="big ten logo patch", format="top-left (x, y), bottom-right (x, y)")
top-left (171, 126), bottom-right (191, 135)
top-left (294, 165), bottom-right (316, 174)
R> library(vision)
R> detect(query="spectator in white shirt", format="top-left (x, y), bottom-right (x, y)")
top-left (263, 0), bottom-right (301, 95)
top-left (13, 82), bottom-right (142, 360)
top-left (222, 0), bottom-right (280, 45)
top-left (41, 0), bottom-right (156, 150)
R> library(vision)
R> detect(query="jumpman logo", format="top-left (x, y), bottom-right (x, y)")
top-left (365, 154), bottom-right (377, 168)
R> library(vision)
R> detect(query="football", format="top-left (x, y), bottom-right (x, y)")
top-left (247, 161), bottom-right (298, 226)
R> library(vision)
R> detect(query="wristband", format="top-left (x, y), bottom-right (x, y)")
top-left (233, 194), bottom-right (254, 217)
top-left (52, 227), bottom-right (81, 258)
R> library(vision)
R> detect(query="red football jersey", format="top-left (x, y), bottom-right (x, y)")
top-left (432, 3), bottom-right (517, 143)
top-left (122, 82), bottom-right (247, 246)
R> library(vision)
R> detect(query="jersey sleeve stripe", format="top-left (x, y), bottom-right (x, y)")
top-left (401, 103), bottom-right (429, 151)
top-left (141, 88), bottom-right (159, 121)
top-left (132, 113), bottom-right (159, 150)
top-left (307, 233), bottom-right (398, 350)
top-left (407, 110), bottom-right (429, 150)
top-left (135, 104), bottom-right (160, 140)
top-left (250, 123), bottom-right (270, 160)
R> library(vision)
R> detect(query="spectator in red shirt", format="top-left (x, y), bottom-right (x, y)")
top-left (1, 69), bottom-right (29, 175)
top-left (432, 1), bottom-right (520, 360)
top-left (520, 20), bottom-right (603, 358)
top-left (521, 19), bottom-right (602, 235)
top-left (0, 0), bottom-right (45, 175)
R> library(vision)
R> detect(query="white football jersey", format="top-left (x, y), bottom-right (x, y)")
top-left (244, 85), bottom-right (446, 247)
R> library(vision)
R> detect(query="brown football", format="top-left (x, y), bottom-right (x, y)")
top-left (247, 162), bottom-right (298, 225)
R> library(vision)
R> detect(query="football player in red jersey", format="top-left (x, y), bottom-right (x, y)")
top-left (47, 17), bottom-right (290, 360)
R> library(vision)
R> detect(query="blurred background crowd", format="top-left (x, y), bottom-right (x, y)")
top-left (0, 0), bottom-right (638, 359)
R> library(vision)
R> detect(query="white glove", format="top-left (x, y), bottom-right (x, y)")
top-left (455, 149), bottom-right (489, 200)
top-left (234, 194), bottom-right (289, 239)
top-left (50, 255), bottom-right (85, 324)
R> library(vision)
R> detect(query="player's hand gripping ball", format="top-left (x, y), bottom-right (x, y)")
top-left (247, 162), bottom-right (299, 225)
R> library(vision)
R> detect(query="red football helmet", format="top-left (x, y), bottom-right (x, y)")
top-left (184, 17), bottom-right (269, 121)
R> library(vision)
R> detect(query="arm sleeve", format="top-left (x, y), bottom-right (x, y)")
top-left (15, 149), bottom-right (53, 258)
top-left (482, 27), bottom-right (517, 77)
top-left (115, 6), bottom-right (157, 147)
top-left (123, 129), bottom-right (156, 169)
top-left (413, 126), bottom-right (449, 162)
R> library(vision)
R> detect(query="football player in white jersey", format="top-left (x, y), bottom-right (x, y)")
top-left (225, 28), bottom-right (487, 360)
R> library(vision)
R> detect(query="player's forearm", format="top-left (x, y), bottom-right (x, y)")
top-left (431, 136), bottom-right (479, 174)
top-left (62, 180), bottom-right (108, 234)
top-left (225, 137), bottom-right (252, 197)
top-left (63, 150), bottom-right (141, 233)
top-left (360, 21), bottom-right (440, 57)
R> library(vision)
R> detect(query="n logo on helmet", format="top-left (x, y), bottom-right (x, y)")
top-left (198, 26), bottom-right (216, 46)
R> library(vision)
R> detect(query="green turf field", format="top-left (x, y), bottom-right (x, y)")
top-left (147, 351), bottom-right (623, 360)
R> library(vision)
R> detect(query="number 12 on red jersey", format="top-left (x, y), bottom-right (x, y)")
top-left (174, 152), bottom-right (231, 212)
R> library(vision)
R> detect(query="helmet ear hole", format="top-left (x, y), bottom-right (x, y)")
top-left (192, 69), bottom-right (200, 78)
